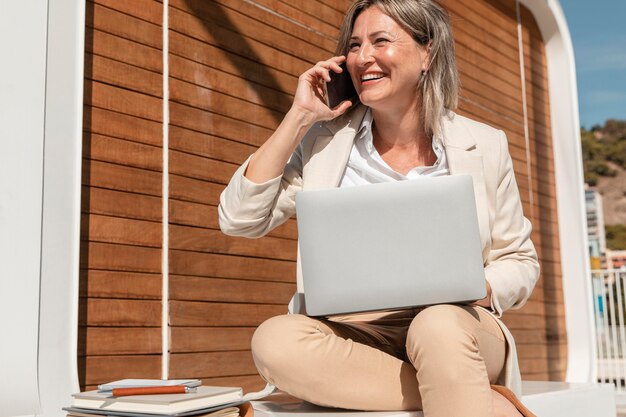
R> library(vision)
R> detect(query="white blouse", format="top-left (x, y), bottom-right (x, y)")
top-left (340, 108), bottom-right (449, 187)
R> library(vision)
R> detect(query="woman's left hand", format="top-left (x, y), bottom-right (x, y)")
top-left (473, 281), bottom-right (492, 308)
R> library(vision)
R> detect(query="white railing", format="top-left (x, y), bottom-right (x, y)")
top-left (591, 269), bottom-right (626, 395)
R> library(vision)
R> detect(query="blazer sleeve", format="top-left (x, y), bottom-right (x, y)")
top-left (218, 144), bottom-right (304, 238)
top-left (485, 131), bottom-right (540, 316)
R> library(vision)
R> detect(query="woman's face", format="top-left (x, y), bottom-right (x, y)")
top-left (346, 6), bottom-right (429, 112)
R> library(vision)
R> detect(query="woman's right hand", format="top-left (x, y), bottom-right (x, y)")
top-left (243, 57), bottom-right (353, 184)
top-left (290, 56), bottom-right (354, 125)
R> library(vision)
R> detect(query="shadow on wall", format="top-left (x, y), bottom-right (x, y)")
top-left (181, 0), bottom-right (293, 125)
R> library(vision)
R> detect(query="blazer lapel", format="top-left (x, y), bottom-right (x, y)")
top-left (303, 104), bottom-right (369, 191)
top-left (443, 115), bottom-right (491, 256)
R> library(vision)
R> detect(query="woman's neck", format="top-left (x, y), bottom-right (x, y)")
top-left (370, 106), bottom-right (436, 174)
top-left (371, 106), bottom-right (431, 149)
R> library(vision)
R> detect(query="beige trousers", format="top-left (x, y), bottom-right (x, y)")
top-left (251, 304), bottom-right (506, 417)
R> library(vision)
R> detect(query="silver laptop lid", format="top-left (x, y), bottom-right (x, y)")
top-left (295, 175), bottom-right (486, 316)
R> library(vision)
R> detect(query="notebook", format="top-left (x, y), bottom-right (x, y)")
top-left (70, 386), bottom-right (242, 414)
top-left (98, 379), bottom-right (202, 391)
top-left (295, 174), bottom-right (487, 316)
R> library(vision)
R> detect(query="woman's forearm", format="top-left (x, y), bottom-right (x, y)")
top-left (244, 108), bottom-right (316, 184)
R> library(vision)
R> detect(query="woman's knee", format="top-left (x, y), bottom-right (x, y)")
top-left (251, 314), bottom-right (316, 378)
top-left (406, 304), bottom-right (478, 359)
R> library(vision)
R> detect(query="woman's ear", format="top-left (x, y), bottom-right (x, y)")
top-left (422, 40), bottom-right (433, 72)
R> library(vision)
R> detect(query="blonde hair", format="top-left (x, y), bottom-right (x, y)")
top-left (336, 0), bottom-right (458, 137)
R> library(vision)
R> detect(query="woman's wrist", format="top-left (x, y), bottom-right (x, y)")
top-left (286, 105), bottom-right (319, 130)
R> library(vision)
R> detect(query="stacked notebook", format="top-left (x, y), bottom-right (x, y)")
top-left (63, 379), bottom-right (257, 417)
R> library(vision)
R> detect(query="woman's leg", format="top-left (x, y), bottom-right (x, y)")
top-left (405, 304), bottom-right (506, 417)
top-left (251, 313), bottom-right (422, 410)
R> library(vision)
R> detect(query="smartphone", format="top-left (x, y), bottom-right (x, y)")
top-left (325, 63), bottom-right (357, 108)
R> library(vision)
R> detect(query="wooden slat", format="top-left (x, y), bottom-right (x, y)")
top-left (451, 26), bottom-right (518, 72)
top-left (172, 0), bottom-right (337, 53)
top-left (169, 125), bottom-right (257, 165)
top-left (500, 312), bottom-right (545, 330)
top-left (83, 160), bottom-right (162, 196)
top-left (280, 0), bottom-right (344, 29)
top-left (86, 81), bottom-right (162, 123)
top-left (169, 275), bottom-right (295, 304)
top-left (170, 0), bottom-right (332, 59)
top-left (169, 101), bottom-right (273, 148)
top-left (169, 351), bottom-right (257, 377)
top-left (169, 225), bottom-right (296, 261)
top-left (456, 58), bottom-right (524, 119)
top-left (169, 77), bottom-right (283, 130)
top-left (169, 174), bottom-right (223, 205)
top-left (83, 298), bottom-right (161, 326)
top-left (80, 269), bottom-right (161, 299)
top-left (169, 250), bottom-right (295, 282)
top-left (170, 327), bottom-right (255, 353)
top-left (94, 0), bottom-right (163, 26)
top-left (519, 357), bottom-right (566, 374)
top-left (82, 214), bottom-right (161, 247)
top-left (88, 1), bottom-right (162, 49)
top-left (245, 0), bottom-right (340, 39)
top-left (168, 7), bottom-right (312, 77)
top-left (81, 327), bottom-right (161, 355)
top-left (86, 28), bottom-right (162, 73)
top-left (84, 106), bottom-right (162, 147)
top-left (445, 0), bottom-right (518, 39)
top-left (168, 31), bottom-right (297, 97)
top-left (200, 375), bottom-right (266, 393)
top-left (169, 149), bottom-right (237, 185)
top-left (514, 329), bottom-right (547, 344)
top-left (168, 54), bottom-right (292, 114)
top-left (81, 241), bottom-right (161, 273)
top-left (85, 53), bottom-right (162, 98)
top-left (83, 355), bottom-right (161, 385)
top-left (84, 132), bottom-right (162, 171)
top-left (169, 300), bottom-right (285, 327)
top-left (316, 0), bottom-right (352, 13)
top-left (82, 186), bottom-right (161, 222)
top-left (455, 41), bottom-right (522, 96)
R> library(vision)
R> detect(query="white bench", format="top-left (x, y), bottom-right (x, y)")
top-left (251, 381), bottom-right (616, 417)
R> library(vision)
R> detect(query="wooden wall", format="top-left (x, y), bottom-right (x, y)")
top-left (80, 0), bottom-right (164, 389)
top-left (79, 0), bottom-right (565, 391)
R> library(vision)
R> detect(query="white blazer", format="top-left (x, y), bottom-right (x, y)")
top-left (219, 103), bottom-right (540, 396)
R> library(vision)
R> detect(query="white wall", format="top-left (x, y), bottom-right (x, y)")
top-left (0, 0), bottom-right (85, 415)
top-left (0, 1), bottom-right (49, 414)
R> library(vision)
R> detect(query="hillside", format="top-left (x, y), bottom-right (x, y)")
top-left (595, 162), bottom-right (626, 225)
top-left (581, 119), bottom-right (626, 249)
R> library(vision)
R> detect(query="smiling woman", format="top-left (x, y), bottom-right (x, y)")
top-left (343, 6), bottom-right (440, 172)
top-left (218, 0), bottom-right (539, 416)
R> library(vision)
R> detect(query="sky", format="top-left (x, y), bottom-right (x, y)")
top-left (559, 0), bottom-right (626, 129)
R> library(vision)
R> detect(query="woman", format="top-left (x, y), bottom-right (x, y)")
top-left (219, 0), bottom-right (539, 416)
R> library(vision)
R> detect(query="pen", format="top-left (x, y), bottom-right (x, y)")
top-left (111, 386), bottom-right (196, 397)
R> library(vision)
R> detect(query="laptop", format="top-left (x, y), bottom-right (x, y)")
top-left (295, 175), bottom-right (487, 316)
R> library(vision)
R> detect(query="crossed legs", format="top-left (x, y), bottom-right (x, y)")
top-left (251, 304), bottom-right (507, 417)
